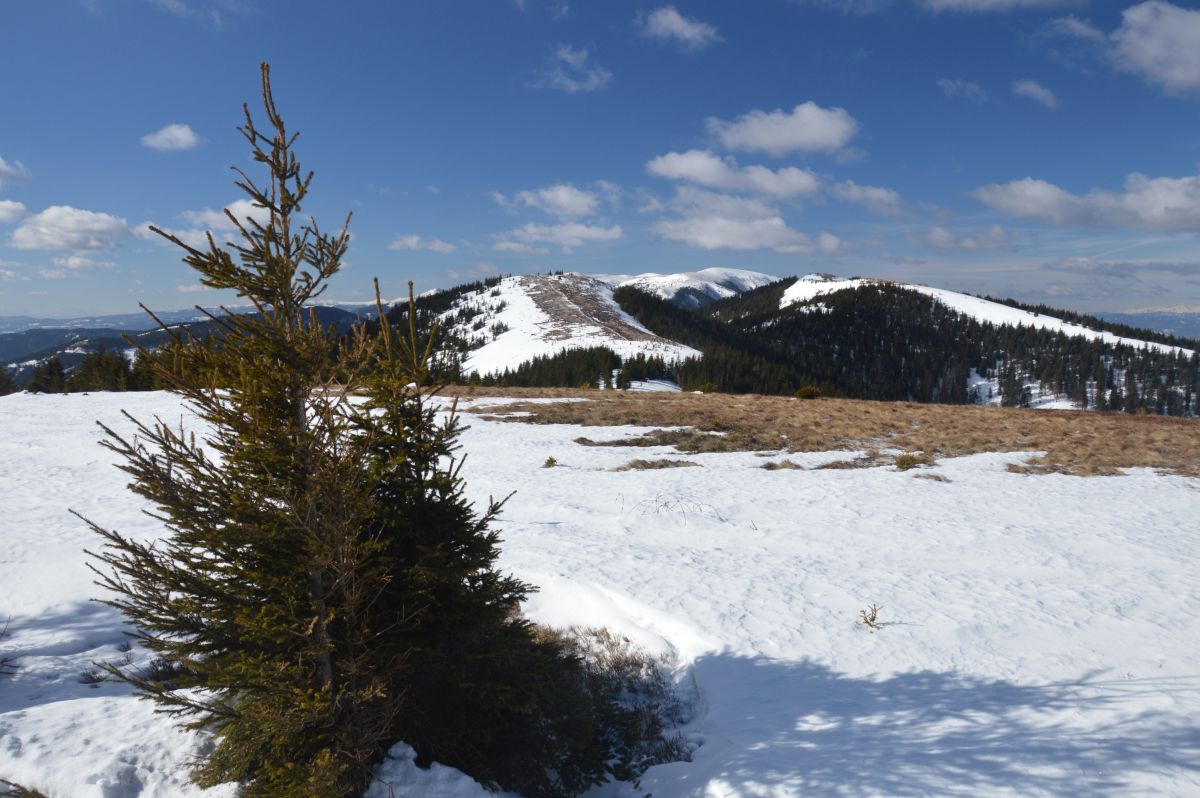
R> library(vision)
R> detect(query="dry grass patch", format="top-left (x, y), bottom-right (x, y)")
top-left (464, 390), bottom-right (1200, 477)
top-left (761, 459), bottom-right (804, 470)
top-left (611, 458), bottom-right (700, 472)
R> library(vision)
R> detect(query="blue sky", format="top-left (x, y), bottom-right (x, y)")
top-left (2, 0), bottom-right (1199, 316)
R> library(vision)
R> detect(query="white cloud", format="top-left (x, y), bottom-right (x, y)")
top-left (831, 180), bottom-right (904, 215)
top-left (493, 241), bottom-right (551, 255)
top-left (936, 78), bottom-right (988, 103)
top-left (388, 234), bottom-right (457, 254)
top-left (1012, 79), bottom-right (1058, 108)
top-left (919, 0), bottom-right (1073, 11)
top-left (706, 102), bottom-right (859, 157)
top-left (53, 254), bottom-right (115, 269)
top-left (140, 123), bottom-right (201, 151)
top-left (0, 268), bottom-right (18, 282)
top-left (494, 222), bottom-right (621, 254)
top-left (1045, 2), bottom-right (1200, 97)
top-left (534, 45), bottom-right (612, 94)
top-left (973, 172), bottom-right (1200, 231)
top-left (646, 149), bottom-right (821, 198)
top-left (0, 156), bottom-right (31, 188)
top-left (915, 224), bottom-right (1014, 251)
top-left (817, 232), bottom-right (845, 254)
top-left (180, 198), bottom-right (268, 229)
top-left (39, 269), bottom-right (67, 280)
top-left (503, 183), bottom-right (600, 217)
top-left (11, 206), bottom-right (130, 251)
top-left (142, 199), bottom-right (271, 249)
top-left (1111, 1), bottom-right (1200, 96)
top-left (0, 200), bottom-right (27, 224)
top-left (1042, 15), bottom-right (1105, 43)
top-left (639, 6), bottom-right (721, 50)
top-left (651, 186), bottom-right (813, 253)
top-left (788, 0), bottom-right (891, 14)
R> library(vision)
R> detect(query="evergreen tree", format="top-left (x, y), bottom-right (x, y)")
top-left (0, 365), bottom-right (15, 396)
top-left (81, 65), bottom-right (608, 797)
top-left (25, 357), bottom-right (65, 393)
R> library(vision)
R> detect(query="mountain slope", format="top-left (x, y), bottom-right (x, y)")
top-left (781, 274), bottom-right (1194, 356)
top-left (608, 268), bottom-right (780, 310)
top-left (424, 273), bottom-right (702, 377)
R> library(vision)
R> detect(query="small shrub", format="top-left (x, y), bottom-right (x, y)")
top-left (611, 459), bottom-right (699, 472)
top-left (0, 618), bottom-right (14, 676)
top-left (78, 667), bottom-right (107, 686)
top-left (795, 385), bottom-right (822, 400)
top-left (895, 451), bottom-right (933, 471)
top-left (543, 456), bottom-right (559, 468)
top-left (859, 603), bottom-right (882, 631)
top-left (540, 627), bottom-right (692, 785)
top-left (0, 781), bottom-right (51, 798)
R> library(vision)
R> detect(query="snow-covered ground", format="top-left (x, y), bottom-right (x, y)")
top-left (443, 274), bottom-right (701, 377)
top-left (782, 274), bottom-right (1194, 357)
top-left (2, 391), bottom-right (1199, 796)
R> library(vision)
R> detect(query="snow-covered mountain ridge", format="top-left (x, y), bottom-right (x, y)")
top-left (782, 273), bottom-right (1194, 356)
top-left (602, 267), bottom-right (779, 309)
top-left (433, 273), bottom-right (702, 377)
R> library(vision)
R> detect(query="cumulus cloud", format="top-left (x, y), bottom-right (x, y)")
top-left (180, 198), bottom-right (268, 228)
top-left (937, 78), bottom-right (988, 103)
top-left (388, 234), bottom-right (457, 254)
top-left (706, 102), bottom-right (859, 157)
top-left (495, 183), bottom-right (602, 218)
top-left (788, 0), bottom-right (891, 14)
top-left (534, 45), bottom-right (612, 93)
top-left (646, 149), bottom-right (821, 198)
top-left (639, 6), bottom-right (721, 50)
top-left (1111, 1), bottom-right (1200, 95)
top-left (919, 0), bottom-right (1073, 11)
top-left (53, 254), bottom-right (115, 269)
top-left (493, 241), bottom-right (551, 255)
top-left (1012, 79), bottom-right (1058, 108)
top-left (11, 206), bottom-right (130, 250)
top-left (141, 199), bottom-right (272, 249)
top-left (973, 172), bottom-right (1200, 231)
top-left (0, 156), bottom-right (31, 188)
top-left (1046, 2), bottom-right (1200, 96)
top-left (831, 180), bottom-right (904, 215)
top-left (39, 269), bottom-right (67, 279)
top-left (651, 186), bottom-right (813, 253)
top-left (0, 200), bottom-right (27, 224)
top-left (140, 123), bottom-right (201, 151)
top-left (494, 222), bottom-right (621, 254)
top-left (914, 224), bottom-right (1014, 251)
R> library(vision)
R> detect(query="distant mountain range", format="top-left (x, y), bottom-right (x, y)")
top-left (6, 270), bottom-right (1198, 415)
top-left (0, 305), bottom-right (379, 385)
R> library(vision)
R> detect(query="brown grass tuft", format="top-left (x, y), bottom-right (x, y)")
top-left (461, 389), bottom-right (1200, 477)
top-left (611, 458), bottom-right (700, 472)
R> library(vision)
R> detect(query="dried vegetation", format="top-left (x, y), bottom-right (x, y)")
top-left (457, 389), bottom-right (1200, 477)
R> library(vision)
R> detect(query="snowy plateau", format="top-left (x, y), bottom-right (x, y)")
top-left (1, 391), bottom-right (1199, 797)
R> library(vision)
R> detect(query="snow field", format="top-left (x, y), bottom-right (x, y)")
top-left (782, 274), bottom-right (1194, 357)
top-left (1, 391), bottom-right (1198, 796)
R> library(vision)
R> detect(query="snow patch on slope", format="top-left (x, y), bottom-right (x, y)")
top-left (443, 274), bottom-right (701, 377)
top-left (781, 273), bottom-right (1193, 356)
top-left (611, 268), bottom-right (779, 309)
